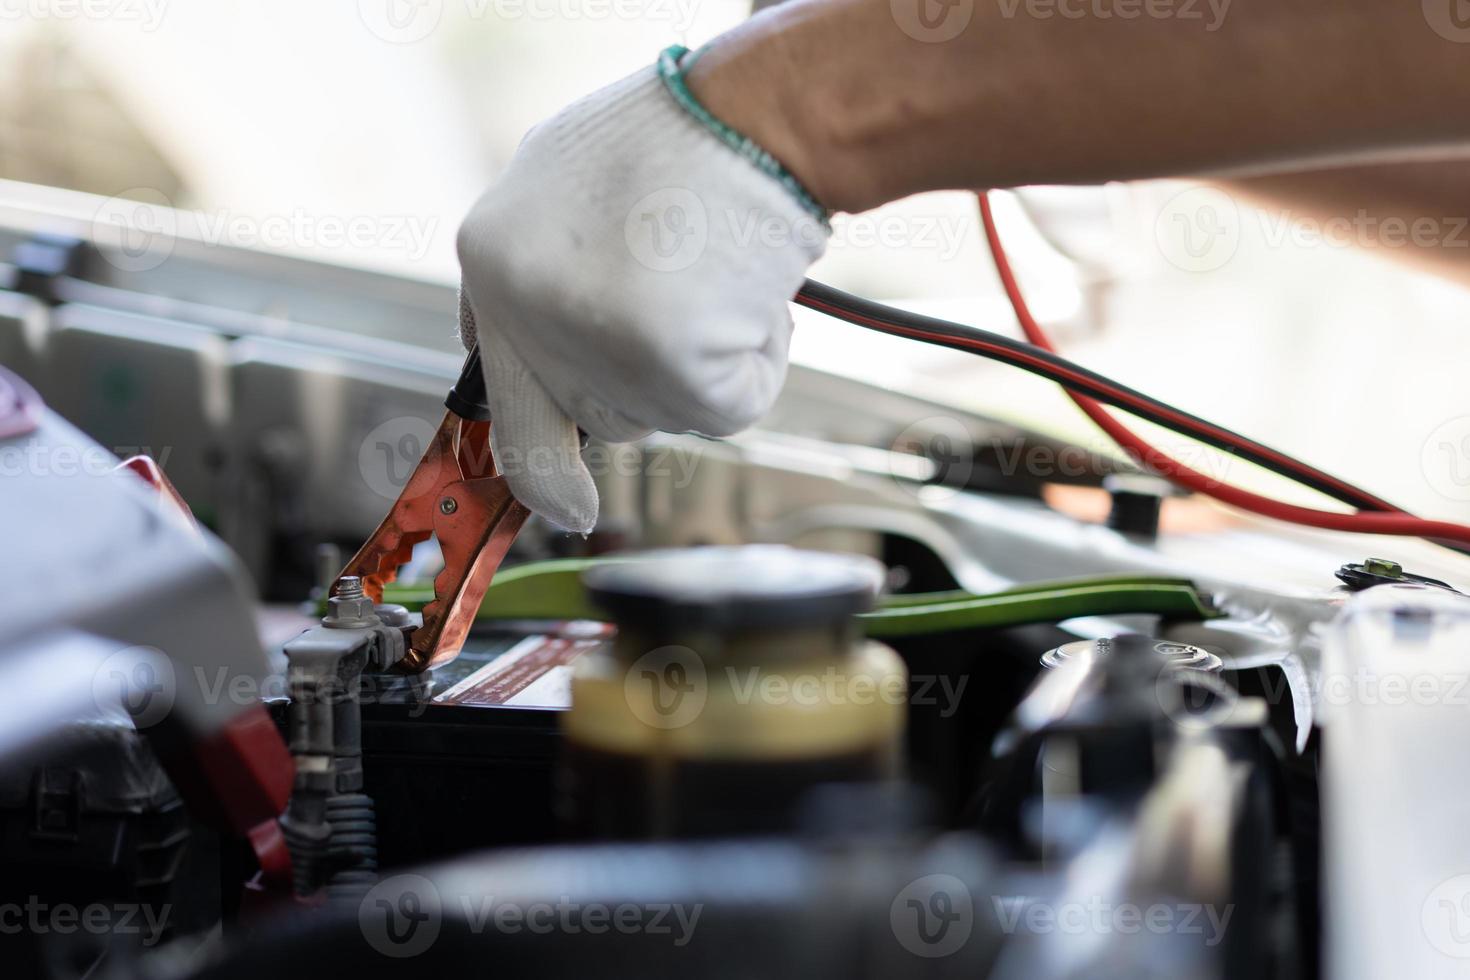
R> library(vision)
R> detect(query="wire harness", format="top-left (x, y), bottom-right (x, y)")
top-left (793, 199), bottom-right (1470, 551)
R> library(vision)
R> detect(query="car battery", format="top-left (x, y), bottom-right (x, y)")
top-left (267, 620), bottom-right (611, 872)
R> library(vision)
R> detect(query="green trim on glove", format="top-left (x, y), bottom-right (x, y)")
top-left (656, 44), bottom-right (831, 228)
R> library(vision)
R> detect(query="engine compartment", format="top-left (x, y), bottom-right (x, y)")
top-left (4, 194), bottom-right (1468, 979)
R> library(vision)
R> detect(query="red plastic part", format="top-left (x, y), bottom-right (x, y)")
top-left (159, 705), bottom-right (295, 887)
top-left (0, 365), bottom-right (42, 439)
top-left (117, 455), bottom-right (200, 532)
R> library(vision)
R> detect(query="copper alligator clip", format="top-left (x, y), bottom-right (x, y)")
top-left (334, 345), bottom-right (531, 672)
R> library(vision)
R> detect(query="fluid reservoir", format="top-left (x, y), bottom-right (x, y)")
top-left (561, 545), bottom-right (907, 839)
top-left (1322, 584), bottom-right (1470, 980)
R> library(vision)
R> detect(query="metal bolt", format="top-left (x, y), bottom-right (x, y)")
top-left (439, 497), bottom-right (458, 515)
top-left (1364, 557), bottom-right (1403, 578)
top-left (324, 575), bottom-right (376, 628)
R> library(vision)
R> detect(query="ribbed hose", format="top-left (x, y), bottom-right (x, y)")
top-left (281, 792), bottom-right (378, 901)
top-left (324, 792), bottom-right (378, 902)
top-left (280, 812), bottom-right (329, 898)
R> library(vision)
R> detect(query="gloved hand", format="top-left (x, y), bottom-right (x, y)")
top-left (456, 56), bottom-right (827, 533)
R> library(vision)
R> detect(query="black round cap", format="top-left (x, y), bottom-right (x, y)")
top-left (583, 545), bottom-right (885, 633)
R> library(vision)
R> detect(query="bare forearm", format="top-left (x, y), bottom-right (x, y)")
top-left (688, 0), bottom-right (1470, 213)
top-left (1226, 160), bottom-right (1470, 285)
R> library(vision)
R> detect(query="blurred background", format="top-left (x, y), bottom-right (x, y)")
top-left (4, 0), bottom-right (1469, 520)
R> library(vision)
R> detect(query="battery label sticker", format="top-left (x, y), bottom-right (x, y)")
top-left (433, 627), bottom-right (609, 709)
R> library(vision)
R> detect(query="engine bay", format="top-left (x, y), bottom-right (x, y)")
top-left (3, 196), bottom-right (1469, 980)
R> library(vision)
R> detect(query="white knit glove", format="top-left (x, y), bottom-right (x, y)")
top-left (456, 60), bottom-right (827, 533)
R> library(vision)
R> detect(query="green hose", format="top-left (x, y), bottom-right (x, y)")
top-left (346, 560), bottom-right (1218, 637)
